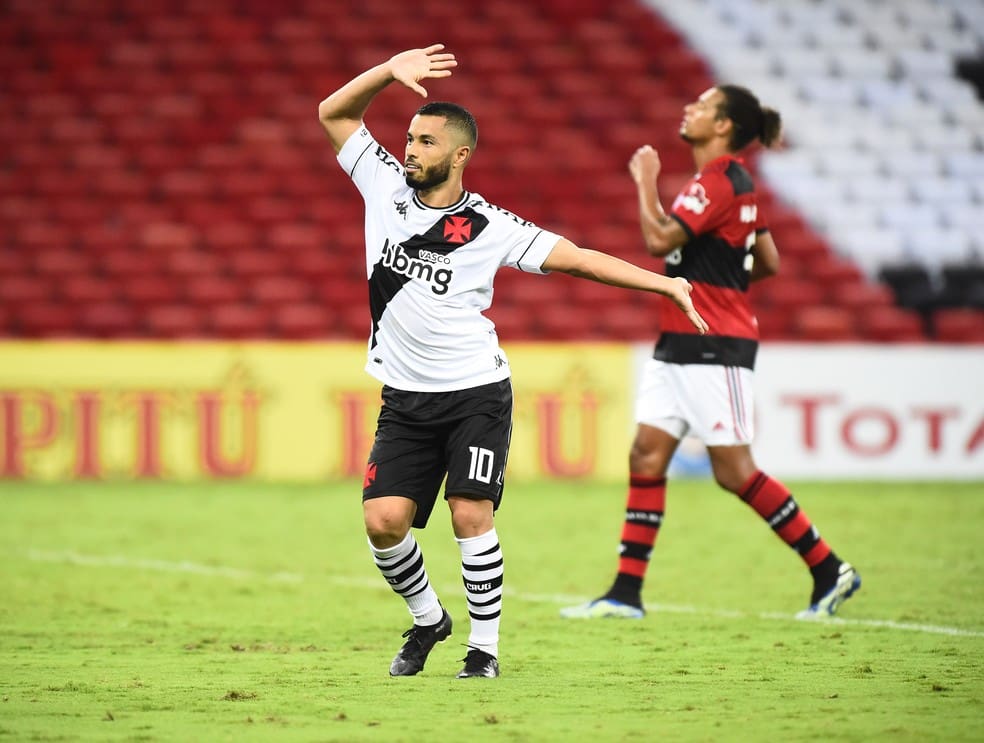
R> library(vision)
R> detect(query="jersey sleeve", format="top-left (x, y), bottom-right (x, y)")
top-left (336, 124), bottom-right (405, 199)
top-left (755, 201), bottom-right (769, 233)
top-left (500, 223), bottom-right (563, 275)
top-left (669, 171), bottom-right (734, 239)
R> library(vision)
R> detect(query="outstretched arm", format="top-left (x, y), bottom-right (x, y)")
top-left (542, 238), bottom-right (709, 335)
top-left (318, 44), bottom-right (457, 153)
top-left (629, 145), bottom-right (689, 256)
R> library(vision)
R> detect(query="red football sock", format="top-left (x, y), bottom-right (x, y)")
top-left (738, 471), bottom-right (831, 567)
top-left (610, 475), bottom-right (666, 599)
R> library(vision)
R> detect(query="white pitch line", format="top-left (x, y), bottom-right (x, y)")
top-left (24, 549), bottom-right (984, 639)
top-left (26, 549), bottom-right (303, 584)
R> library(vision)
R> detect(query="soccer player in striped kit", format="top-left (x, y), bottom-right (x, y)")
top-left (319, 45), bottom-right (708, 678)
top-left (562, 86), bottom-right (861, 621)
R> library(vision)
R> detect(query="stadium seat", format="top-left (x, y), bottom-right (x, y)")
top-left (0, 276), bottom-right (54, 303)
top-left (877, 264), bottom-right (940, 312)
top-left (209, 303), bottom-right (271, 338)
top-left (860, 305), bottom-right (927, 342)
top-left (828, 281), bottom-right (896, 312)
top-left (793, 306), bottom-right (860, 342)
top-left (78, 302), bottom-right (140, 338)
top-left (145, 304), bottom-right (207, 338)
top-left (931, 308), bottom-right (984, 343)
top-left (60, 277), bottom-right (119, 304)
top-left (119, 276), bottom-right (182, 307)
top-left (272, 303), bottom-right (335, 339)
top-left (940, 265), bottom-right (984, 309)
top-left (4, 0), bottom-right (971, 344)
top-left (754, 308), bottom-right (793, 340)
top-left (185, 276), bottom-right (243, 306)
top-left (249, 276), bottom-right (312, 305)
top-left (15, 303), bottom-right (81, 337)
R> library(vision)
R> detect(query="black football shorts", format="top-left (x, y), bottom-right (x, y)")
top-left (363, 378), bottom-right (513, 528)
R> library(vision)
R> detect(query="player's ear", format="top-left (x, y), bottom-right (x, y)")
top-left (714, 116), bottom-right (733, 139)
top-left (454, 145), bottom-right (472, 168)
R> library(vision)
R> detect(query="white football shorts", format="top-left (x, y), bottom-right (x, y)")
top-left (634, 358), bottom-right (755, 446)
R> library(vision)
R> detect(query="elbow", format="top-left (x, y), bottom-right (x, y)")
top-left (643, 236), bottom-right (673, 257)
top-left (318, 96), bottom-right (340, 126)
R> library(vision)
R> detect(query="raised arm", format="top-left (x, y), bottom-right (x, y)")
top-left (541, 238), bottom-right (708, 335)
top-left (317, 44), bottom-right (457, 153)
top-left (629, 145), bottom-right (689, 256)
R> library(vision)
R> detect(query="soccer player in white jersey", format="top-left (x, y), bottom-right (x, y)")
top-left (318, 44), bottom-right (708, 679)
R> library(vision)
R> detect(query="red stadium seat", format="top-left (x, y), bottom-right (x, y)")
top-left (0, 250), bottom-right (31, 277)
top-left (185, 276), bottom-right (243, 306)
top-left (537, 305), bottom-right (598, 340)
top-left (60, 277), bottom-right (119, 304)
top-left (932, 308), bottom-right (984, 342)
top-left (249, 276), bottom-right (312, 305)
top-left (756, 279), bottom-right (827, 313)
top-left (210, 303), bottom-right (271, 338)
top-left (145, 304), bottom-right (208, 338)
top-left (167, 251), bottom-right (222, 277)
top-left (0, 275), bottom-right (54, 303)
top-left (119, 276), bottom-right (183, 306)
top-left (598, 304), bottom-right (659, 341)
top-left (828, 281), bottom-right (896, 311)
top-left (793, 306), bottom-right (861, 341)
top-left (78, 302), bottom-right (140, 338)
top-left (860, 306), bottom-right (927, 342)
top-left (228, 250), bottom-right (286, 277)
top-left (0, 0), bottom-right (907, 343)
top-left (16, 303), bottom-right (80, 337)
top-left (35, 249), bottom-right (93, 277)
top-left (272, 303), bottom-right (335, 339)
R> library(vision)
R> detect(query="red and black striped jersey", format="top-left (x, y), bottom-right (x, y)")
top-left (658, 154), bottom-right (768, 370)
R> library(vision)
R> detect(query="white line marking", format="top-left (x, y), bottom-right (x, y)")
top-left (24, 549), bottom-right (984, 639)
top-left (26, 549), bottom-right (303, 583)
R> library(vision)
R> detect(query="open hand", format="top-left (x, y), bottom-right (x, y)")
top-left (666, 276), bottom-right (709, 335)
top-left (389, 44), bottom-right (457, 97)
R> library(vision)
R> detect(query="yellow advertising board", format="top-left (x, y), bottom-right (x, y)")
top-left (0, 341), bottom-right (634, 482)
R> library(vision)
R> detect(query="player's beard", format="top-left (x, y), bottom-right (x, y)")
top-left (405, 154), bottom-right (453, 191)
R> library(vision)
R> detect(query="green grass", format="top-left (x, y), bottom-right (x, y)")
top-left (2, 480), bottom-right (982, 742)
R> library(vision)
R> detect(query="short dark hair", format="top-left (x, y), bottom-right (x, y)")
top-left (415, 101), bottom-right (478, 149)
top-left (715, 85), bottom-right (782, 151)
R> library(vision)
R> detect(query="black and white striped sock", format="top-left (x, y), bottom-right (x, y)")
top-left (369, 533), bottom-right (443, 626)
top-left (457, 528), bottom-right (503, 658)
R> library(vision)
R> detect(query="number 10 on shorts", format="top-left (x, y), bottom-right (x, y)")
top-left (467, 446), bottom-right (495, 484)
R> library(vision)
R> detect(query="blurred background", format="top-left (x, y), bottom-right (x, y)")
top-left (1, 0), bottom-right (982, 481)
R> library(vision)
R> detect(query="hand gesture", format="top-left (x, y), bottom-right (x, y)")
top-left (389, 44), bottom-right (457, 97)
top-left (666, 277), bottom-right (709, 335)
top-left (628, 145), bottom-right (661, 186)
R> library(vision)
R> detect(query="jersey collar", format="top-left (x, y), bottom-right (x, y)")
top-left (411, 190), bottom-right (471, 212)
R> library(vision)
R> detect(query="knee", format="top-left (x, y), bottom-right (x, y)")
top-left (713, 471), bottom-right (743, 494)
top-left (448, 497), bottom-right (493, 539)
top-left (629, 439), bottom-right (660, 476)
top-left (363, 502), bottom-right (412, 548)
top-left (712, 464), bottom-right (757, 495)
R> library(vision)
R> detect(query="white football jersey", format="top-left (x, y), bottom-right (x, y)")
top-left (337, 125), bottom-right (562, 392)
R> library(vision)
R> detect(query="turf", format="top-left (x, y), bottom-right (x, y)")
top-left (2, 480), bottom-right (982, 742)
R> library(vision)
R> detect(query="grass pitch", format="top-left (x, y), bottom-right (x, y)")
top-left (2, 479), bottom-right (982, 741)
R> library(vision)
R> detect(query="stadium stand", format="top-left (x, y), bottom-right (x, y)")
top-left (2, 0), bottom-right (981, 341)
top-left (649, 0), bottom-right (984, 341)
